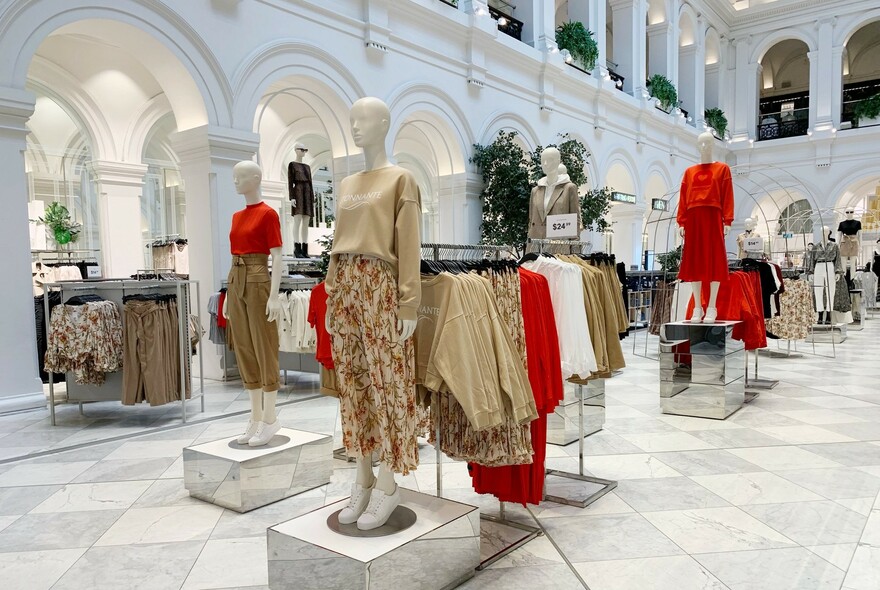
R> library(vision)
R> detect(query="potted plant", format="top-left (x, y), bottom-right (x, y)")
top-left (647, 74), bottom-right (678, 113)
top-left (555, 21), bottom-right (599, 72)
top-left (854, 93), bottom-right (880, 127)
top-left (704, 107), bottom-right (728, 139)
top-left (36, 202), bottom-right (82, 247)
top-left (657, 245), bottom-right (682, 273)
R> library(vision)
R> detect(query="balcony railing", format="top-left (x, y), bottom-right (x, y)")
top-left (757, 108), bottom-right (809, 141)
top-left (608, 69), bottom-right (625, 91)
top-left (488, 6), bottom-right (523, 41)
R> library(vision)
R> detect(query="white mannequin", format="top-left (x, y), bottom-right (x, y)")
top-left (737, 217), bottom-right (763, 259)
top-left (680, 131), bottom-right (730, 323)
top-left (225, 161), bottom-right (284, 444)
top-left (810, 225), bottom-right (840, 324)
top-left (839, 208), bottom-right (860, 278)
top-left (325, 97), bottom-right (415, 522)
top-left (291, 143), bottom-right (311, 257)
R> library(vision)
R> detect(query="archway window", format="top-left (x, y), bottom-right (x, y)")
top-left (778, 199), bottom-right (813, 235)
top-left (142, 115), bottom-right (185, 268)
top-left (758, 39), bottom-right (810, 140)
top-left (842, 21), bottom-right (880, 127)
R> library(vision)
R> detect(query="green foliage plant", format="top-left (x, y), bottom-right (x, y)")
top-left (854, 93), bottom-right (880, 125)
top-left (36, 202), bottom-right (82, 246)
top-left (647, 74), bottom-right (679, 112)
top-left (703, 107), bottom-right (728, 138)
top-left (555, 21), bottom-right (599, 71)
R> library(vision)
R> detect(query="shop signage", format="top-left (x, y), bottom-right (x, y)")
top-left (782, 232), bottom-right (794, 238)
top-left (612, 191), bottom-right (637, 204)
top-left (652, 199), bottom-right (667, 211)
top-left (744, 236), bottom-right (764, 251)
top-left (87, 265), bottom-right (102, 279)
top-left (546, 213), bottom-right (579, 239)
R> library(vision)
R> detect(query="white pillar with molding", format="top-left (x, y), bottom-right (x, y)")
top-left (0, 87), bottom-right (45, 413)
top-left (611, 203), bottom-right (648, 270)
top-left (92, 161), bottom-right (149, 278)
top-left (610, 0), bottom-right (648, 96)
top-left (588, 0), bottom-right (608, 76)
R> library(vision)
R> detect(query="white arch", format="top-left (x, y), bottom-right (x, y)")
top-left (124, 95), bottom-right (174, 164)
top-left (751, 29), bottom-right (818, 64)
top-left (477, 112), bottom-right (541, 151)
top-left (839, 9), bottom-right (880, 46)
top-left (677, 4), bottom-right (698, 47)
top-left (0, 1), bottom-right (230, 128)
top-left (601, 149), bottom-right (643, 196)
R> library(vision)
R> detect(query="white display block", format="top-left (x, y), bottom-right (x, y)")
top-left (183, 428), bottom-right (332, 513)
top-left (268, 488), bottom-right (480, 590)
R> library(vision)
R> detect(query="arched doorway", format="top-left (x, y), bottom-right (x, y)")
top-left (842, 21), bottom-right (880, 127)
top-left (757, 39), bottom-right (811, 140)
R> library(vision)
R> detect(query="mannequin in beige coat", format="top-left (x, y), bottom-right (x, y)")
top-left (528, 147), bottom-right (582, 252)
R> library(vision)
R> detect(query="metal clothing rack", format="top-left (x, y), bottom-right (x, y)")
top-left (421, 243), bottom-right (542, 570)
top-left (532, 240), bottom-right (618, 509)
top-left (43, 278), bottom-right (204, 426)
top-left (528, 238), bottom-right (593, 253)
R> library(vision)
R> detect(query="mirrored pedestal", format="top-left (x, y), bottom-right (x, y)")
top-left (268, 488), bottom-right (480, 590)
top-left (660, 321), bottom-right (745, 420)
top-left (547, 379), bottom-right (605, 446)
top-left (183, 428), bottom-right (332, 512)
top-left (807, 323), bottom-right (848, 343)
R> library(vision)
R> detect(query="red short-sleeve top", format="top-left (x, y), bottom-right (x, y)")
top-left (230, 202), bottom-right (282, 255)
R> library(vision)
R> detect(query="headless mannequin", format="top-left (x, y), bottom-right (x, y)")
top-left (291, 144), bottom-right (312, 258)
top-left (325, 98), bottom-right (416, 503)
top-left (838, 208), bottom-right (860, 279)
top-left (680, 131), bottom-right (731, 323)
top-left (810, 226), bottom-right (839, 325)
top-left (224, 162), bottom-right (284, 444)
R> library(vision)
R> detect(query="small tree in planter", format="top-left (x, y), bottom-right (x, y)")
top-left (555, 21), bottom-right (599, 71)
top-left (647, 74), bottom-right (679, 113)
top-left (581, 187), bottom-right (613, 233)
top-left (472, 131), bottom-right (531, 247)
top-left (704, 107), bottom-right (728, 139)
top-left (854, 93), bottom-right (880, 127)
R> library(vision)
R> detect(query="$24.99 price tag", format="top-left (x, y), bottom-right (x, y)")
top-left (546, 213), bottom-right (579, 239)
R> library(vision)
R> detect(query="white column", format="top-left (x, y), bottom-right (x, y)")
top-left (679, 44), bottom-right (698, 122)
top-left (730, 38), bottom-right (760, 143)
top-left (588, 0), bottom-right (609, 76)
top-left (693, 20), bottom-right (707, 128)
top-left (520, 0), bottom-right (557, 51)
top-left (811, 19), bottom-right (835, 132)
top-left (92, 161), bottom-right (148, 278)
top-left (647, 22), bottom-right (673, 79)
top-left (610, 0), bottom-right (648, 96)
top-left (0, 87), bottom-right (45, 413)
top-left (807, 50), bottom-right (819, 132)
top-left (831, 45), bottom-right (845, 128)
top-left (172, 125), bottom-right (260, 380)
top-left (611, 203), bottom-right (647, 270)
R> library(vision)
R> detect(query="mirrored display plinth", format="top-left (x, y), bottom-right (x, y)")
top-left (807, 323), bottom-right (847, 343)
top-left (183, 428), bottom-right (332, 512)
top-left (659, 321), bottom-right (745, 420)
top-left (268, 488), bottom-right (480, 590)
top-left (547, 379), bottom-right (605, 446)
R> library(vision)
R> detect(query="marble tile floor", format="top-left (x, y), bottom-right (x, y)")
top-left (0, 322), bottom-right (878, 588)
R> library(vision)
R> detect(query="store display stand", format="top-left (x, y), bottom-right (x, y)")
top-left (744, 349), bottom-right (778, 397)
top-left (267, 488), bottom-right (480, 590)
top-left (547, 380), bottom-right (605, 446)
top-left (183, 427), bottom-right (332, 513)
top-left (544, 382), bottom-right (618, 509)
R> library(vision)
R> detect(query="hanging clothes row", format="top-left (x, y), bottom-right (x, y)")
top-left (208, 290), bottom-right (227, 346)
top-left (44, 296), bottom-right (123, 385)
top-left (277, 290), bottom-right (317, 353)
top-left (149, 238), bottom-right (189, 275)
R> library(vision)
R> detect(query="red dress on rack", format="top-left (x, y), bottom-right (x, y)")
top-left (677, 162), bottom-right (735, 283)
top-left (469, 268), bottom-right (564, 506)
top-left (686, 271), bottom-right (767, 350)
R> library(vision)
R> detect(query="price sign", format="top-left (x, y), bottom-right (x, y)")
top-left (744, 236), bottom-right (764, 251)
top-left (87, 265), bottom-right (102, 279)
top-left (546, 213), bottom-right (579, 239)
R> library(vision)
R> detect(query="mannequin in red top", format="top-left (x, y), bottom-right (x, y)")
top-left (677, 131), bottom-right (734, 323)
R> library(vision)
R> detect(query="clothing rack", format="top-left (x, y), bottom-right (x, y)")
top-left (529, 238), bottom-right (593, 254)
top-left (421, 242), bottom-right (542, 571)
top-left (42, 279), bottom-right (204, 426)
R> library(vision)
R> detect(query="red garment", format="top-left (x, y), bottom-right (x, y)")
top-left (470, 268), bottom-right (563, 506)
top-left (307, 282), bottom-right (334, 369)
top-left (677, 162), bottom-right (735, 226)
top-left (679, 206), bottom-right (729, 283)
top-left (685, 271), bottom-right (767, 350)
top-left (229, 202), bottom-right (282, 255)
top-left (217, 291), bottom-right (227, 328)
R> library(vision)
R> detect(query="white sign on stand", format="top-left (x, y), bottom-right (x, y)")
top-left (546, 213), bottom-right (579, 239)
top-left (87, 265), bottom-right (103, 279)
top-left (744, 236), bottom-right (764, 251)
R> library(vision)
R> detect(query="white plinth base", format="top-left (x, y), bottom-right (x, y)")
top-left (268, 488), bottom-right (480, 590)
top-left (183, 428), bottom-right (332, 512)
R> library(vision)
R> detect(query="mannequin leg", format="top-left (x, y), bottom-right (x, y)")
top-left (294, 215), bottom-right (310, 256)
top-left (688, 281), bottom-right (704, 322)
top-left (704, 281), bottom-right (721, 323)
top-left (248, 389), bottom-right (281, 446)
top-left (236, 389), bottom-right (263, 444)
top-left (262, 390), bottom-right (278, 424)
top-left (292, 215), bottom-right (303, 258)
top-left (357, 462), bottom-right (400, 530)
top-left (338, 457), bottom-right (376, 525)
top-left (356, 456), bottom-right (377, 487)
top-left (374, 463), bottom-right (397, 495)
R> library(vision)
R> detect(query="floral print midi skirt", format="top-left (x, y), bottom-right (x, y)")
top-left (328, 254), bottom-right (419, 475)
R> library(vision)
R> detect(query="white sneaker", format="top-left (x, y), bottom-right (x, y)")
top-left (703, 307), bottom-right (718, 323)
top-left (338, 482), bottom-right (374, 525)
top-left (687, 307), bottom-right (704, 323)
top-left (357, 485), bottom-right (400, 530)
top-left (236, 420), bottom-right (259, 445)
top-left (248, 420), bottom-right (281, 447)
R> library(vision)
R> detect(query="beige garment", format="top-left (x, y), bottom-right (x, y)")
top-left (326, 166), bottom-right (422, 321)
top-left (226, 254), bottom-right (280, 391)
top-left (123, 299), bottom-right (188, 406)
top-left (527, 177), bottom-right (582, 252)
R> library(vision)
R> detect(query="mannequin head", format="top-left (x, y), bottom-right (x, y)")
top-left (350, 97), bottom-right (390, 149)
top-left (541, 147), bottom-right (562, 179)
top-left (294, 142), bottom-right (308, 163)
top-left (697, 131), bottom-right (714, 163)
top-left (845, 207), bottom-right (855, 220)
top-left (233, 161), bottom-right (263, 197)
top-left (743, 217), bottom-right (756, 233)
top-left (822, 225), bottom-right (831, 243)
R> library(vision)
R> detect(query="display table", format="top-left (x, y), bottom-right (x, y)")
top-left (659, 321), bottom-right (745, 420)
top-left (183, 428), bottom-right (332, 512)
top-left (547, 379), bottom-right (605, 446)
top-left (268, 488), bottom-right (480, 590)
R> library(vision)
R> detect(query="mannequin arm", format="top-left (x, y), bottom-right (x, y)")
top-left (266, 246), bottom-right (283, 321)
top-left (724, 225), bottom-right (730, 237)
